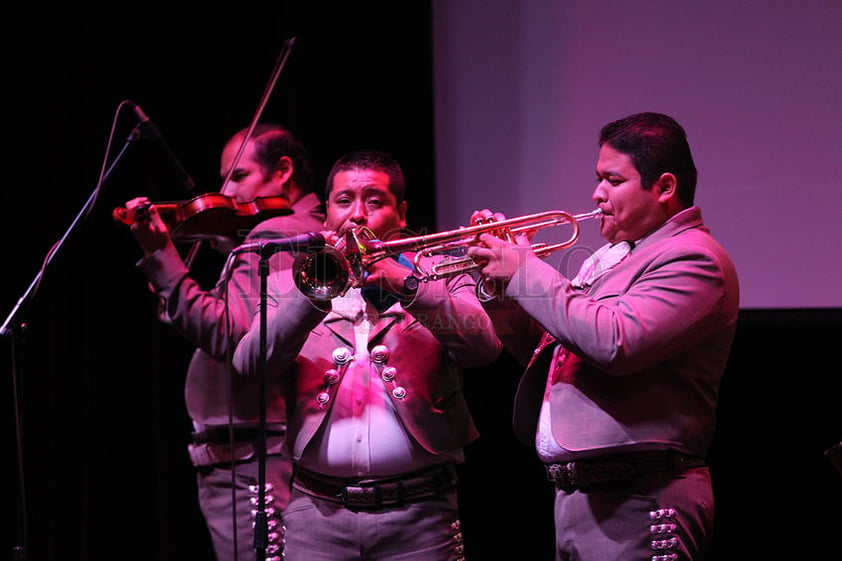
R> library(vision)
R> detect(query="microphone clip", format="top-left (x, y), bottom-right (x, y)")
top-left (128, 119), bottom-right (162, 144)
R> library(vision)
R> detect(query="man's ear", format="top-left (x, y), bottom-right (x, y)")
top-left (656, 173), bottom-right (677, 202)
top-left (275, 155), bottom-right (294, 183)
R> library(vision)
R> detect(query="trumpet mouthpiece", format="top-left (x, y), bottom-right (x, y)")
top-left (575, 209), bottom-right (603, 221)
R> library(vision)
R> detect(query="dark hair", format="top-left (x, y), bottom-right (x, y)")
top-left (599, 112), bottom-right (697, 207)
top-left (325, 148), bottom-right (406, 204)
top-left (237, 123), bottom-right (314, 193)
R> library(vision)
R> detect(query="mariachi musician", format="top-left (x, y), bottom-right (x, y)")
top-left (231, 149), bottom-right (503, 560)
top-left (119, 122), bottom-right (324, 561)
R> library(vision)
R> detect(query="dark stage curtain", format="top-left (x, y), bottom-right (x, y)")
top-left (4, 3), bottom-right (435, 560)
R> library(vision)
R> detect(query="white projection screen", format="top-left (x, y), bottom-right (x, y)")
top-left (432, 1), bottom-right (842, 310)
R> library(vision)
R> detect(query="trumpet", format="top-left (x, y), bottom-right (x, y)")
top-left (293, 209), bottom-right (602, 301)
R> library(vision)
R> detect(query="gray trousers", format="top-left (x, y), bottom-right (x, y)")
top-left (196, 453), bottom-right (293, 561)
top-left (553, 466), bottom-right (714, 561)
top-left (282, 486), bottom-right (466, 560)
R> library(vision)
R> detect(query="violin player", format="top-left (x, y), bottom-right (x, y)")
top-left (122, 123), bottom-right (325, 561)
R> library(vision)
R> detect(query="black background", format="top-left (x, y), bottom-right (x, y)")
top-left (3, 2), bottom-right (840, 560)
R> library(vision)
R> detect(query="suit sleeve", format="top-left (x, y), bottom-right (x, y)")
top-left (231, 266), bottom-right (329, 376)
top-left (506, 241), bottom-right (735, 374)
top-left (137, 215), bottom-right (318, 361)
top-left (403, 269), bottom-right (502, 368)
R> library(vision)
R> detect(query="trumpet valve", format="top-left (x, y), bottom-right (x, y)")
top-left (472, 215), bottom-right (516, 243)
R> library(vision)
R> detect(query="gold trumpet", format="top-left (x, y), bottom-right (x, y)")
top-left (293, 209), bottom-right (602, 301)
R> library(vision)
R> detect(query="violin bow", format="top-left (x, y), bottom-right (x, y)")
top-left (184, 37), bottom-right (296, 268)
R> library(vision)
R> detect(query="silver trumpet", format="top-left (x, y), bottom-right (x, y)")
top-left (293, 209), bottom-right (602, 301)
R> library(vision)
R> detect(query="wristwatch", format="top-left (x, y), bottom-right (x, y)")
top-left (401, 274), bottom-right (420, 296)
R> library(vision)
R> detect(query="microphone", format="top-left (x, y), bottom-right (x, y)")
top-left (231, 232), bottom-right (327, 256)
top-left (128, 101), bottom-right (197, 191)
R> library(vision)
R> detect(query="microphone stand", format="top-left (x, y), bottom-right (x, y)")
top-left (1, 134), bottom-right (136, 337)
top-left (227, 235), bottom-right (325, 561)
top-left (252, 247), bottom-right (272, 561)
top-left (2, 122), bottom-right (143, 561)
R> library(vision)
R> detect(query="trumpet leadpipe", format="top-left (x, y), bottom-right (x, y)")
top-left (519, 208), bottom-right (602, 230)
top-left (419, 208), bottom-right (602, 280)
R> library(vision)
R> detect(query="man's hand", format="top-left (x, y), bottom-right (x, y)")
top-left (125, 197), bottom-right (172, 257)
top-left (466, 209), bottom-right (535, 298)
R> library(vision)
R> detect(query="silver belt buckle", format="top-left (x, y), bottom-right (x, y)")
top-left (547, 462), bottom-right (577, 490)
top-left (341, 485), bottom-right (373, 508)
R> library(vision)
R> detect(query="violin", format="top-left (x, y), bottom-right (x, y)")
top-left (112, 192), bottom-right (293, 242)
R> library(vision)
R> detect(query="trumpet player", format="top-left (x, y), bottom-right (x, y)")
top-left (232, 148), bottom-right (502, 561)
top-left (466, 112), bottom-right (739, 561)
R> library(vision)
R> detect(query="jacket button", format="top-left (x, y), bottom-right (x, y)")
top-left (332, 347), bottom-right (352, 365)
top-left (324, 368), bottom-right (341, 385)
top-left (370, 344), bottom-right (390, 364)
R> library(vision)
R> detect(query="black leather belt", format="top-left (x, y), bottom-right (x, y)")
top-left (293, 463), bottom-right (458, 510)
top-left (545, 449), bottom-right (705, 492)
top-left (191, 426), bottom-right (285, 445)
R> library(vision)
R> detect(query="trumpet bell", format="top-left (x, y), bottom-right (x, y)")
top-left (293, 246), bottom-right (353, 301)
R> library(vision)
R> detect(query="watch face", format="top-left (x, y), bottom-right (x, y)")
top-left (403, 275), bottom-right (420, 292)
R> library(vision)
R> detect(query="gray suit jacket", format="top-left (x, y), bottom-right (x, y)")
top-left (232, 251), bottom-right (502, 461)
top-left (486, 207), bottom-right (739, 459)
